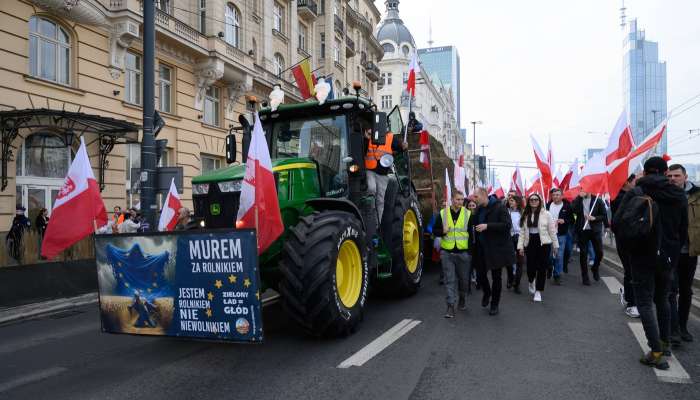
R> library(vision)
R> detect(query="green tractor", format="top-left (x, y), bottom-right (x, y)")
top-left (191, 94), bottom-right (424, 337)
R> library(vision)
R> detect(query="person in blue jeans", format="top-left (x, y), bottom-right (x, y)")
top-left (546, 188), bottom-right (575, 285)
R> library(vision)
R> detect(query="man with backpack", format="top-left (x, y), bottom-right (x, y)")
top-left (614, 157), bottom-right (688, 370)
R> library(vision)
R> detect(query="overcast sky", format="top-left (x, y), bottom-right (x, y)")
top-left (376, 0), bottom-right (700, 183)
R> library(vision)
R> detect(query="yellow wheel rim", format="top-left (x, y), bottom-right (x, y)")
top-left (403, 209), bottom-right (420, 273)
top-left (336, 240), bottom-right (362, 308)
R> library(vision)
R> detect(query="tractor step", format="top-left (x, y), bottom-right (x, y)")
top-left (376, 272), bottom-right (393, 279)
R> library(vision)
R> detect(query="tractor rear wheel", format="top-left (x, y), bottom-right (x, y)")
top-left (384, 190), bottom-right (424, 296)
top-left (279, 211), bottom-right (368, 337)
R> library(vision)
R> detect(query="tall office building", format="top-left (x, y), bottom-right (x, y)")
top-left (418, 46), bottom-right (461, 127)
top-left (623, 19), bottom-right (667, 154)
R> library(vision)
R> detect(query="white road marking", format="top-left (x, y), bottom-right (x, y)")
top-left (627, 322), bottom-right (692, 384)
top-left (338, 319), bottom-right (421, 368)
top-left (0, 367), bottom-right (67, 393)
top-left (601, 276), bottom-right (623, 294)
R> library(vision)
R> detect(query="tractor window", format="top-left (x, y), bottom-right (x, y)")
top-left (272, 115), bottom-right (348, 197)
top-left (387, 105), bottom-right (404, 135)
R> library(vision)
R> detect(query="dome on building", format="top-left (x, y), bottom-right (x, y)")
top-left (376, 1), bottom-right (416, 48)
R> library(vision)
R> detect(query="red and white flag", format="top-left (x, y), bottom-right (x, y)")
top-left (41, 137), bottom-right (107, 259)
top-left (578, 152), bottom-right (608, 195)
top-left (510, 166), bottom-right (524, 196)
top-left (492, 180), bottom-right (505, 199)
top-left (530, 135), bottom-right (553, 202)
top-left (526, 171), bottom-right (542, 198)
top-left (406, 52), bottom-right (420, 97)
top-left (237, 113), bottom-right (284, 254)
top-left (453, 160), bottom-right (466, 195)
top-left (605, 110), bottom-right (635, 165)
top-left (419, 130), bottom-right (430, 169)
top-left (158, 178), bottom-right (182, 231)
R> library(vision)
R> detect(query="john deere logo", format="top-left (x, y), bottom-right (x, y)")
top-left (210, 203), bottom-right (221, 216)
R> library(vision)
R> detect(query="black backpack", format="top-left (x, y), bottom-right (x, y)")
top-left (615, 187), bottom-right (659, 243)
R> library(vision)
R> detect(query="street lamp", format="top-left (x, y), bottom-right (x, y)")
top-left (470, 121), bottom-right (482, 190)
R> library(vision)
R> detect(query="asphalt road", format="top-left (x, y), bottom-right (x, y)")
top-left (2, 264), bottom-right (700, 400)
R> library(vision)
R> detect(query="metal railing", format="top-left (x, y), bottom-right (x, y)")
top-left (297, 0), bottom-right (318, 16)
top-left (334, 14), bottom-right (344, 34)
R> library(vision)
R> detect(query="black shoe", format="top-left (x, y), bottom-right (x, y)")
top-left (489, 306), bottom-right (499, 316)
top-left (506, 281), bottom-right (513, 289)
top-left (513, 286), bottom-right (521, 294)
top-left (444, 305), bottom-right (455, 318)
top-left (481, 293), bottom-right (490, 308)
top-left (660, 340), bottom-right (672, 356)
top-left (458, 296), bottom-right (467, 311)
top-left (669, 335), bottom-right (682, 348)
top-left (592, 269), bottom-right (600, 281)
top-left (582, 279), bottom-right (591, 286)
top-left (438, 278), bottom-right (444, 286)
top-left (640, 351), bottom-right (669, 370)
top-left (547, 268), bottom-right (553, 279)
top-left (553, 276), bottom-right (562, 285)
top-left (680, 330), bottom-right (694, 342)
top-left (563, 265), bottom-right (569, 274)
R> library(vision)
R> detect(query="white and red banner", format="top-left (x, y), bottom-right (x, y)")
top-left (158, 178), bottom-right (182, 231)
top-left (510, 166), bottom-right (524, 196)
top-left (406, 52), bottom-right (420, 97)
top-left (419, 130), bottom-right (430, 169)
top-left (454, 160), bottom-right (466, 195)
top-left (490, 180), bottom-right (505, 199)
top-left (530, 135), bottom-right (553, 202)
top-left (237, 113), bottom-right (284, 254)
top-left (41, 137), bottom-right (107, 259)
top-left (578, 152), bottom-right (608, 195)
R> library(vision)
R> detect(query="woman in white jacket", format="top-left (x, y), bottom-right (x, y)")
top-left (517, 193), bottom-right (559, 302)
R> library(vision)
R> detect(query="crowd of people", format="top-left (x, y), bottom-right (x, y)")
top-left (96, 205), bottom-right (193, 234)
top-left (431, 156), bottom-right (699, 371)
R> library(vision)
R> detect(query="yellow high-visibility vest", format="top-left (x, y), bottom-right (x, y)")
top-left (440, 207), bottom-right (470, 250)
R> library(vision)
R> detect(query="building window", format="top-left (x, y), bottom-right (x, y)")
top-left (201, 155), bottom-right (222, 173)
top-left (159, 64), bottom-right (172, 113)
top-left (274, 53), bottom-right (285, 76)
top-left (381, 95), bottom-right (392, 109)
top-left (402, 45), bottom-right (410, 57)
top-left (125, 143), bottom-right (141, 208)
top-left (29, 16), bottom-right (71, 85)
top-left (156, 0), bottom-right (171, 14)
top-left (382, 72), bottom-right (392, 85)
top-left (225, 3), bottom-right (240, 47)
top-left (333, 0), bottom-right (339, 15)
top-left (124, 52), bottom-right (142, 105)
top-left (273, 3), bottom-right (283, 33)
top-left (298, 24), bottom-right (307, 52)
top-left (382, 43), bottom-right (395, 55)
top-left (403, 72), bottom-right (408, 83)
top-left (333, 39), bottom-right (340, 63)
top-left (203, 86), bottom-right (220, 126)
top-left (198, 0), bottom-right (206, 33)
top-left (319, 0), bottom-right (325, 14)
top-left (320, 32), bottom-right (325, 59)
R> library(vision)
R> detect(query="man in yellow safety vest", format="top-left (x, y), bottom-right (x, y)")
top-left (432, 190), bottom-right (472, 318)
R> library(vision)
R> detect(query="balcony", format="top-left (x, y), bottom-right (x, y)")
top-left (334, 14), bottom-right (344, 35)
top-left (346, 6), bottom-right (373, 34)
top-left (365, 61), bottom-right (380, 82)
top-left (345, 36), bottom-right (356, 58)
top-left (297, 0), bottom-right (318, 20)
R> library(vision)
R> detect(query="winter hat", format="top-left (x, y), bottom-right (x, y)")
top-left (643, 156), bottom-right (668, 175)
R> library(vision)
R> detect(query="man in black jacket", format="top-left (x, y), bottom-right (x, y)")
top-left (614, 157), bottom-right (688, 370)
top-left (472, 188), bottom-right (516, 316)
top-left (571, 191), bottom-right (607, 284)
top-left (611, 174), bottom-right (639, 318)
top-left (547, 188), bottom-right (575, 285)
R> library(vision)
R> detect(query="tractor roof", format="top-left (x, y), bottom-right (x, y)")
top-left (259, 96), bottom-right (374, 115)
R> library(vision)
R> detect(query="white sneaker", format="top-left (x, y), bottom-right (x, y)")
top-left (534, 291), bottom-right (542, 302)
top-left (625, 306), bottom-right (640, 318)
top-left (529, 281), bottom-right (536, 295)
top-left (619, 288), bottom-right (626, 306)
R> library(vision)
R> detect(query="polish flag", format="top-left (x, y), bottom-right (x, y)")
top-left (510, 166), bottom-right (524, 196)
top-left (41, 137), bottom-right (107, 259)
top-left (158, 178), bottom-right (182, 231)
top-left (526, 172), bottom-right (542, 198)
top-left (454, 160), bottom-right (466, 194)
top-left (530, 135), bottom-right (553, 202)
top-left (578, 152), bottom-right (608, 195)
top-left (492, 180), bottom-right (505, 199)
top-left (406, 52), bottom-right (420, 97)
top-left (419, 130), bottom-right (430, 169)
top-left (237, 113), bottom-right (284, 254)
top-left (559, 160), bottom-right (577, 192)
top-left (605, 110), bottom-right (635, 165)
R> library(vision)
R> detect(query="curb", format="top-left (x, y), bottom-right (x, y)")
top-left (600, 254), bottom-right (700, 319)
top-left (0, 293), bottom-right (98, 326)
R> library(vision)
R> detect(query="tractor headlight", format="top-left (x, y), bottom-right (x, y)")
top-left (218, 180), bottom-right (242, 193)
top-left (192, 183), bottom-right (210, 195)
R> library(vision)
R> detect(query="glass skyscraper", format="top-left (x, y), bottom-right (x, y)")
top-left (623, 19), bottom-right (667, 154)
top-left (417, 46), bottom-right (461, 127)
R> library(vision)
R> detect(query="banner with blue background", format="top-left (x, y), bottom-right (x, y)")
top-left (95, 229), bottom-right (263, 343)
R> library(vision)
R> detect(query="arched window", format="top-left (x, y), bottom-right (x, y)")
top-left (274, 53), bottom-right (285, 76)
top-left (29, 16), bottom-right (71, 85)
top-left (402, 45), bottom-right (410, 57)
top-left (382, 43), bottom-right (395, 55)
top-left (225, 3), bottom-right (241, 47)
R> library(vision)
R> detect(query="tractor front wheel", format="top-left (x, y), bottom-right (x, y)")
top-left (279, 211), bottom-right (368, 337)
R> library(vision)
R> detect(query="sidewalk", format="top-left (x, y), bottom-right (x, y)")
top-left (600, 242), bottom-right (700, 317)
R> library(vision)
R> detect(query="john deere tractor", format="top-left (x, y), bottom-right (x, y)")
top-left (191, 94), bottom-right (423, 337)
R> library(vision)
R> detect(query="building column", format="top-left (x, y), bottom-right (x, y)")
top-left (262, 0), bottom-right (274, 71)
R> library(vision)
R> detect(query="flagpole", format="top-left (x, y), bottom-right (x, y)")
top-left (582, 193), bottom-right (600, 231)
